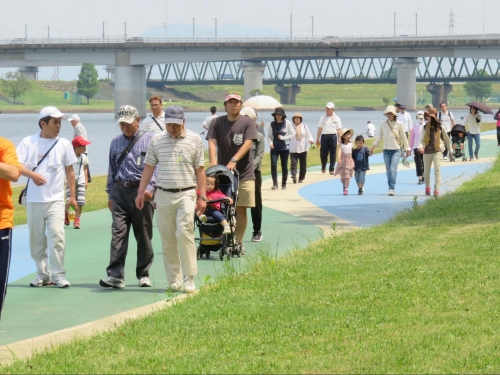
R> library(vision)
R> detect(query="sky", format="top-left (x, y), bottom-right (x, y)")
top-left (0, 0), bottom-right (499, 80)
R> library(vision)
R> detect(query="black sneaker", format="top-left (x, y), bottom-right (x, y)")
top-left (251, 232), bottom-right (263, 242)
top-left (358, 188), bottom-right (363, 195)
top-left (271, 184), bottom-right (278, 190)
top-left (292, 177), bottom-right (297, 184)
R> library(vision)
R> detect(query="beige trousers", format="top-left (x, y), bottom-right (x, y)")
top-left (154, 189), bottom-right (197, 283)
top-left (423, 152), bottom-right (442, 189)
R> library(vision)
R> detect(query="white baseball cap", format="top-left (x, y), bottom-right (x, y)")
top-left (240, 107), bottom-right (257, 120)
top-left (326, 102), bottom-right (335, 109)
top-left (38, 106), bottom-right (67, 120)
top-left (67, 114), bottom-right (80, 122)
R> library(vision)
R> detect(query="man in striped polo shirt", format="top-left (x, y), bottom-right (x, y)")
top-left (135, 106), bottom-right (207, 294)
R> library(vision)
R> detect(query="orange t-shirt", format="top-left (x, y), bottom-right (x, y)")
top-left (0, 137), bottom-right (21, 229)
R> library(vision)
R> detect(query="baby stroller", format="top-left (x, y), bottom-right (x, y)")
top-left (449, 124), bottom-right (467, 162)
top-left (194, 165), bottom-right (240, 260)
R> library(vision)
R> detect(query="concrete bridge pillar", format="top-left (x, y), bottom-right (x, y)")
top-left (426, 83), bottom-right (453, 109)
top-left (114, 52), bottom-right (146, 118)
top-left (18, 66), bottom-right (38, 81)
top-left (241, 61), bottom-right (266, 101)
top-left (274, 84), bottom-right (302, 105)
top-left (393, 58), bottom-right (420, 111)
top-left (105, 65), bottom-right (115, 83)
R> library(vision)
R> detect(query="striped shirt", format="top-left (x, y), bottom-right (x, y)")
top-left (145, 128), bottom-right (204, 189)
top-left (106, 130), bottom-right (157, 195)
top-left (141, 112), bottom-right (165, 134)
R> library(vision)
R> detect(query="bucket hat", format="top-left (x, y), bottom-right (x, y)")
top-left (383, 105), bottom-right (398, 117)
top-left (272, 107), bottom-right (286, 119)
top-left (338, 128), bottom-right (355, 140)
top-left (292, 112), bottom-right (303, 122)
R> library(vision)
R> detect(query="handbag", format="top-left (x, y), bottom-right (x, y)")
top-left (18, 139), bottom-right (59, 206)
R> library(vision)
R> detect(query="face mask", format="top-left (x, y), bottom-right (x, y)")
top-left (418, 119), bottom-right (424, 124)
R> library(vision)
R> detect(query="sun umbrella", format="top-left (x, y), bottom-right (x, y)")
top-left (242, 95), bottom-right (282, 110)
top-left (465, 102), bottom-right (493, 115)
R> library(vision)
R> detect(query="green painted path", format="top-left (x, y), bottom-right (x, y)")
top-left (0, 206), bottom-right (320, 347)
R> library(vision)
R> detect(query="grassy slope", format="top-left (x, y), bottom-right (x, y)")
top-left (3, 81), bottom-right (500, 111)
top-left (3, 148), bottom-right (500, 373)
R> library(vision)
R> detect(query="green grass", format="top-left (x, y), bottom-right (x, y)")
top-left (3, 150), bottom-right (500, 373)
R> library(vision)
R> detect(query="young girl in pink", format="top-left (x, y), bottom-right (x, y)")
top-left (198, 174), bottom-right (233, 234)
top-left (334, 128), bottom-right (355, 195)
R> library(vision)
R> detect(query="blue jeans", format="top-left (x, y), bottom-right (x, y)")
top-left (205, 208), bottom-right (225, 224)
top-left (467, 132), bottom-right (480, 158)
top-left (383, 149), bottom-right (400, 190)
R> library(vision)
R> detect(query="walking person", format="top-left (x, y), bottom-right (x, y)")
top-left (334, 128), bottom-right (355, 195)
top-left (418, 108), bottom-right (452, 197)
top-left (316, 102), bottom-right (342, 174)
top-left (370, 105), bottom-right (411, 196)
top-left (410, 112), bottom-right (425, 184)
top-left (17, 107), bottom-right (77, 287)
top-left (136, 106), bottom-right (206, 293)
top-left (141, 95), bottom-right (166, 134)
top-left (464, 106), bottom-right (482, 160)
top-left (352, 135), bottom-right (370, 195)
top-left (202, 106), bottom-right (218, 131)
top-left (494, 107), bottom-right (500, 146)
top-left (268, 107), bottom-right (295, 190)
top-left (208, 93), bottom-right (257, 255)
top-left (0, 137), bottom-right (20, 319)
top-left (241, 107), bottom-right (265, 243)
top-left (398, 104), bottom-right (413, 140)
top-left (68, 114), bottom-right (91, 182)
top-left (438, 102), bottom-right (455, 160)
top-left (100, 105), bottom-right (157, 289)
top-left (289, 113), bottom-right (313, 184)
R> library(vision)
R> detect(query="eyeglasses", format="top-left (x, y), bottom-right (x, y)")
top-left (150, 104), bottom-right (161, 107)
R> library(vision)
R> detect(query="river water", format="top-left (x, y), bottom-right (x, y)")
top-left (1, 109), bottom-right (473, 180)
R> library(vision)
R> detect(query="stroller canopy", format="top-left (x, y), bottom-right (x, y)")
top-left (451, 124), bottom-right (467, 137)
top-left (205, 165), bottom-right (239, 194)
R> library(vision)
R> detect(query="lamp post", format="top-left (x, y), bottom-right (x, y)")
top-left (192, 17), bottom-right (195, 39)
top-left (102, 21), bottom-right (105, 40)
top-left (393, 12), bottom-right (396, 37)
top-left (414, 13), bottom-right (417, 36)
top-left (46, 25), bottom-right (50, 39)
top-left (214, 18), bottom-right (217, 41)
top-left (123, 22), bottom-right (127, 40)
top-left (309, 15), bottom-right (314, 39)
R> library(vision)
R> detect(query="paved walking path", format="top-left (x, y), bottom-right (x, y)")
top-left (0, 130), bottom-right (498, 364)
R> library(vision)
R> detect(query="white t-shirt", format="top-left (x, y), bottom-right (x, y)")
top-left (72, 154), bottom-right (89, 185)
top-left (318, 114), bottom-right (342, 135)
top-left (399, 112), bottom-right (413, 132)
top-left (366, 123), bottom-right (376, 137)
top-left (73, 123), bottom-right (88, 140)
top-left (438, 111), bottom-right (455, 132)
top-left (16, 133), bottom-right (77, 203)
top-left (141, 111), bottom-right (165, 134)
top-left (203, 114), bottom-right (218, 129)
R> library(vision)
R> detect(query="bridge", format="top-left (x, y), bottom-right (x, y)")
top-left (1, 35), bottom-right (500, 114)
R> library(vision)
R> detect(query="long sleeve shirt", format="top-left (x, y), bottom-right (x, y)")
top-left (252, 132), bottom-right (265, 171)
top-left (289, 123), bottom-right (314, 153)
top-left (418, 125), bottom-right (452, 153)
top-left (410, 122), bottom-right (423, 150)
top-left (464, 113), bottom-right (482, 134)
top-left (267, 119), bottom-right (295, 149)
top-left (373, 120), bottom-right (410, 151)
top-left (106, 130), bottom-right (156, 197)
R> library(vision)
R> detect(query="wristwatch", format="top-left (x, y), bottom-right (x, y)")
top-left (199, 196), bottom-right (207, 202)
top-left (230, 157), bottom-right (238, 163)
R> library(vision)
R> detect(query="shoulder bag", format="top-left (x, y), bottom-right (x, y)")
top-left (18, 139), bottom-right (59, 206)
top-left (113, 130), bottom-right (146, 182)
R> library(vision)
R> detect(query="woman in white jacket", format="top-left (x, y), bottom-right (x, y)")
top-left (464, 106), bottom-right (482, 160)
top-left (268, 107), bottom-right (295, 190)
top-left (289, 113), bottom-right (314, 183)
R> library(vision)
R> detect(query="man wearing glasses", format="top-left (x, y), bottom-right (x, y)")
top-left (141, 95), bottom-right (165, 134)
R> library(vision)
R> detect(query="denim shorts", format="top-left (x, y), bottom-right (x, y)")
top-left (355, 170), bottom-right (366, 184)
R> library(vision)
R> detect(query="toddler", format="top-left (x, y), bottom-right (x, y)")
top-left (452, 131), bottom-right (466, 152)
top-left (65, 136), bottom-right (90, 229)
top-left (197, 174), bottom-right (233, 234)
top-left (351, 135), bottom-right (370, 195)
top-left (334, 128), bottom-right (355, 195)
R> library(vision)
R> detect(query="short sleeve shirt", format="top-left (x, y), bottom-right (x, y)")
top-left (73, 154), bottom-right (89, 185)
top-left (73, 123), bottom-right (88, 140)
top-left (203, 115), bottom-right (218, 128)
top-left (352, 146), bottom-right (370, 171)
top-left (439, 111), bottom-right (454, 133)
top-left (0, 137), bottom-right (20, 229)
top-left (207, 115), bottom-right (258, 182)
top-left (318, 114), bottom-right (342, 135)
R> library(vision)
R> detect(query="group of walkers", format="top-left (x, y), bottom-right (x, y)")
top-left (0, 93), bottom-right (489, 320)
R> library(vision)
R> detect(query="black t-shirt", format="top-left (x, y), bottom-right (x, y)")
top-left (352, 146), bottom-right (370, 171)
top-left (207, 114), bottom-right (258, 182)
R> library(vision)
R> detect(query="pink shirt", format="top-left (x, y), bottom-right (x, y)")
top-left (206, 189), bottom-right (227, 211)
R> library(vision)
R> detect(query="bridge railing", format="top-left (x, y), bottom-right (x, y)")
top-left (2, 34), bottom-right (500, 45)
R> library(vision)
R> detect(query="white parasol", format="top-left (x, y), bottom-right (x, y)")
top-left (242, 95), bottom-right (282, 110)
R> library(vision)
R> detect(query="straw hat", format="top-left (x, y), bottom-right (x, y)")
top-left (292, 112), bottom-right (303, 122)
top-left (383, 105), bottom-right (398, 117)
top-left (339, 128), bottom-right (355, 139)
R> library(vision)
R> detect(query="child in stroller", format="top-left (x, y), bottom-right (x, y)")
top-left (195, 165), bottom-right (239, 260)
top-left (450, 124), bottom-right (467, 162)
top-left (198, 174), bottom-right (233, 234)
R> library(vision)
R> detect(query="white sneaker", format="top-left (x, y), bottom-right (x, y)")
top-left (138, 277), bottom-right (152, 287)
top-left (388, 189), bottom-right (395, 196)
top-left (29, 276), bottom-right (52, 287)
top-left (198, 214), bottom-right (207, 223)
top-left (222, 224), bottom-right (231, 234)
top-left (99, 276), bottom-right (125, 289)
top-left (51, 276), bottom-right (70, 288)
top-left (183, 276), bottom-right (196, 294)
top-left (443, 156), bottom-right (448, 160)
top-left (166, 280), bottom-right (182, 292)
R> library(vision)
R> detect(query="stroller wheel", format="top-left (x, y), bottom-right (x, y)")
top-left (219, 247), bottom-right (224, 261)
top-left (234, 243), bottom-right (241, 258)
top-left (225, 246), bottom-right (232, 260)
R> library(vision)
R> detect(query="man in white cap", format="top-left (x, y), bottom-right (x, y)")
top-left (16, 107), bottom-right (78, 288)
top-left (67, 114), bottom-right (87, 140)
top-left (316, 102), bottom-right (342, 174)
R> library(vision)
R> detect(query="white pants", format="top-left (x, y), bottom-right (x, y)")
top-left (27, 200), bottom-right (66, 279)
top-left (423, 152), bottom-right (442, 189)
top-left (155, 189), bottom-right (197, 283)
